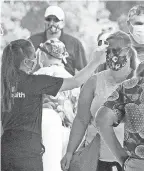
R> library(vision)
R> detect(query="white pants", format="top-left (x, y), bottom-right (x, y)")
top-left (42, 109), bottom-right (70, 171)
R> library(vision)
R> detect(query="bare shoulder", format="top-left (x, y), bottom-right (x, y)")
top-left (90, 74), bottom-right (97, 87)
top-left (81, 75), bottom-right (97, 92)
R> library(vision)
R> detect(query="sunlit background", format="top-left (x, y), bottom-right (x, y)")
top-left (1, 0), bottom-right (144, 61)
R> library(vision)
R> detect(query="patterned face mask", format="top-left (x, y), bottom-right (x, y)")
top-left (106, 47), bottom-right (129, 71)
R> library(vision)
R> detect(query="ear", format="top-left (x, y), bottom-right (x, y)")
top-left (59, 20), bottom-right (65, 29)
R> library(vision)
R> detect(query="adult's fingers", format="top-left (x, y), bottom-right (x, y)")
top-left (61, 157), bottom-right (67, 171)
top-left (65, 158), bottom-right (71, 170)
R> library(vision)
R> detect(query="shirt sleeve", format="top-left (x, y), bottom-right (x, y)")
top-left (74, 40), bottom-right (87, 70)
top-left (103, 85), bottom-right (125, 126)
top-left (22, 74), bottom-right (63, 96)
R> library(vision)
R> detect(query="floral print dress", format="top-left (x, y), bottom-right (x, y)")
top-left (104, 76), bottom-right (144, 159)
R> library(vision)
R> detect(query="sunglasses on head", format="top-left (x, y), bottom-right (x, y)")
top-left (98, 40), bottom-right (109, 46)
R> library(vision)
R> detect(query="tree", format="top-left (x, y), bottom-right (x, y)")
top-left (1, 0), bottom-right (119, 61)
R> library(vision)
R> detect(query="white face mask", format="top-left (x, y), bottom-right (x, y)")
top-left (45, 20), bottom-right (64, 34)
top-left (130, 24), bottom-right (144, 44)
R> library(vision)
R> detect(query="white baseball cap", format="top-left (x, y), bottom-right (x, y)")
top-left (44, 6), bottom-right (65, 21)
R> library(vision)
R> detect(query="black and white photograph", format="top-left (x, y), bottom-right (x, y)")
top-left (1, 1), bottom-right (144, 171)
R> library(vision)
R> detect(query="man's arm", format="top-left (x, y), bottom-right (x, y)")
top-left (28, 33), bottom-right (45, 72)
top-left (75, 40), bottom-right (87, 71)
top-left (96, 106), bottom-right (128, 166)
top-left (28, 32), bottom-right (44, 50)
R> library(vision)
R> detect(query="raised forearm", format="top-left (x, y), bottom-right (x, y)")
top-left (60, 49), bottom-right (106, 91)
top-left (73, 60), bottom-right (100, 87)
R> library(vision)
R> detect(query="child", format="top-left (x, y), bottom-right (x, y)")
top-left (34, 38), bottom-right (80, 171)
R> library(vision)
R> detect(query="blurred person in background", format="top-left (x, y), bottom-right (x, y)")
top-left (127, 4), bottom-right (144, 63)
top-left (34, 38), bottom-right (80, 171)
top-left (1, 38), bottom-right (105, 171)
top-left (96, 61), bottom-right (144, 171)
top-left (29, 5), bottom-right (87, 76)
top-left (61, 31), bottom-right (138, 171)
top-left (96, 4), bottom-right (144, 73)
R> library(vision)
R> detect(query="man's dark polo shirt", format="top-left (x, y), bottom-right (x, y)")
top-left (28, 31), bottom-right (87, 76)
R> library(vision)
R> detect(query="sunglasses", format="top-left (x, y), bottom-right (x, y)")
top-left (106, 47), bottom-right (130, 57)
top-left (45, 17), bottom-right (60, 23)
top-left (98, 40), bottom-right (109, 46)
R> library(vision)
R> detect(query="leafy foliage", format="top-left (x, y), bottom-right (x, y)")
top-left (1, 0), bottom-right (119, 61)
top-left (1, 1), bottom-right (143, 58)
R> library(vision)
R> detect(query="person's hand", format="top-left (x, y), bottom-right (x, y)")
top-left (61, 152), bottom-right (73, 171)
top-left (90, 44), bottom-right (108, 65)
top-left (122, 155), bottom-right (130, 171)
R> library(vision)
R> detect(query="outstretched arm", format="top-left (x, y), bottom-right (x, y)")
top-left (60, 48), bottom-right (106, 91)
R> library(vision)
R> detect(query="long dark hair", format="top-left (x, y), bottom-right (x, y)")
top-left (1, 39), bottom-right (33, 113)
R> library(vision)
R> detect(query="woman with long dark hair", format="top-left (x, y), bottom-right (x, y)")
top-left (1, 39), bottom-right (106, 171)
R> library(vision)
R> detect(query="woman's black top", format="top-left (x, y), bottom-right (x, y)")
top-left (2, 71), bottom-right (63, 134)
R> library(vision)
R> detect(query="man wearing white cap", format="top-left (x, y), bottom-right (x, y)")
top-left (29, 5), bottom-right (87, 76)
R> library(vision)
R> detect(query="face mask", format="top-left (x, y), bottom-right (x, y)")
top-left (49, 24), bottom-right (60, 34)
top-left (45, 20), bottom-right (64, 34)
top-left (106, 48), bottom-right (129, 71)
top-left (24, 57), bottom-right (37, 73)
top-left (130, 24), bottom-right (144, 44)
